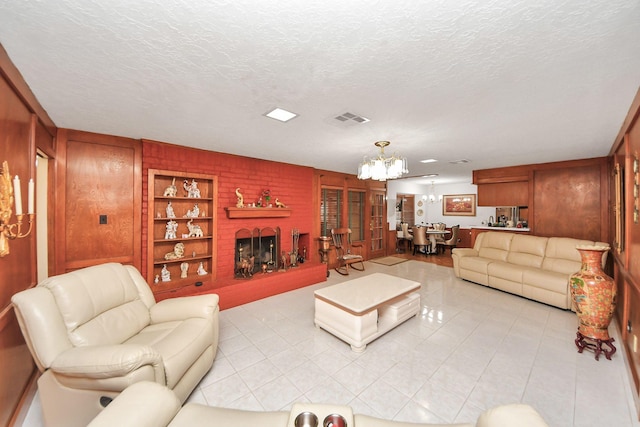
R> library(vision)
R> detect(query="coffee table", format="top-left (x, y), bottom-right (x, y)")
top-left (314, 273), bottom-right (421, 352)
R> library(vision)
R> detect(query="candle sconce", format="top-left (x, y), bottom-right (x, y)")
top-left (0, 160), bottom-right (35, 257)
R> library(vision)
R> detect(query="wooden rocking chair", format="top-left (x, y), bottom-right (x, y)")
top-left (330, 227), bottom-right (365, 275)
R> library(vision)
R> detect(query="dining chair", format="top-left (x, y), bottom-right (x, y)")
top-left (434, 222), bottom-right (448, 245)
top-left (401, 222), bottom-right (412, 252)
top-left (331, 228), bottom-right (365, 275)
top-left (437, 224), bottom-right (460, 254)
top-left (411, 226), bottom-right (429, 255)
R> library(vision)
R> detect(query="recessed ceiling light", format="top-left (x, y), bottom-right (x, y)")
top-left (420, 159), bottom-right (438, 164)
top-left (422, 174), bottom-right (439, 178)
top-left (264, 107), bottom-right (298, 122)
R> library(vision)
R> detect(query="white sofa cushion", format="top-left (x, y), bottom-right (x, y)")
top-left (542, 237), bottom-right (606, 274)
top-left (506, 235), bottom-right (547, 268)
top-left (43, 263), bottom-right (153, 346)
top-left (476, 232), bottom-right (513, 261)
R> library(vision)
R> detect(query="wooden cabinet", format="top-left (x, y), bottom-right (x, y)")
top-left (476, 181), bottom-right (529, 206)
top-left (457, 228), bottom-right (473, 248)
top-left (147, 169), bottom-right (217, 293)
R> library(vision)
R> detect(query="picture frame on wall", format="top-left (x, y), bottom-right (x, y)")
top-left (443, 194), bottom-right (476, 216)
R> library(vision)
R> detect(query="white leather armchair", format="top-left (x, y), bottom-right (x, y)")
top-left (11, 262), bottom-right (219, 427)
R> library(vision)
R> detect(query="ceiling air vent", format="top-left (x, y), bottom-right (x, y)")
top-left (334, 112), bottom-right (370, 124)
top-left (449, 159), bottom-right (470, 164)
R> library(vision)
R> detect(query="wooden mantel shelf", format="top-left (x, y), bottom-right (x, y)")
top-left (225, 207), bottom-right (292, 219)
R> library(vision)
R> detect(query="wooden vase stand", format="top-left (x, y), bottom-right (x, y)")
top-left (575, 331), bottom-right (616, 361)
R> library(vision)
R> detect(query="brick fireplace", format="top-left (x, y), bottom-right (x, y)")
top-left (142, 139), bottom-right (326, 309)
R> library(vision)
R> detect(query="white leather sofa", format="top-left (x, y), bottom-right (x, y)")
top-left (452, 232), bottom-right (607, 309)
top-left (88, 381), bottom-right (550, 427)
top-left (11, 262), bottom-right (219, 427)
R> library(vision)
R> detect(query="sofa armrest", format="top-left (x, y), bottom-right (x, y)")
top-left (88, 381), bottom-right (180, 427)
top-left (451, 248), bottom-right (478, 277)
top-left (51, 344), bottom-right (164, 380)
top-left (451, 248), bottom-right (478, 258)
top-left (150, 294), bottom-right (219, 324)
top-left (476, 404), bottom-right (549, 427)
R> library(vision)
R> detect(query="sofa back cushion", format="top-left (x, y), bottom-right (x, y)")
top-left (542, 237), bottom-right (607, 275)
top-left (506, 235), bottom-right (548, 268)
top-left (42, 263), bottom-right (152, 346)
top-left (476, 232), bottom-right (514, 261)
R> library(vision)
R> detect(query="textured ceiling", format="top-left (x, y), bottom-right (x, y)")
top-left (1, 0), bottom-right (639, 184)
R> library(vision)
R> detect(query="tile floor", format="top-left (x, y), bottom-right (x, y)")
top-left (22, 260), bottom-right (639, 426)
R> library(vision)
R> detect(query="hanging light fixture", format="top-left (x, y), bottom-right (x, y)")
top-left (357, 141), bottom-right (408, 181)
top-left (427, 180), bottom-right (442, 203)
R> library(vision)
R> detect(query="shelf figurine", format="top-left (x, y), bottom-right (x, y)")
top-left (186, 219), bottom-right (203, 237)
top-left (180, 262), bottom-right (189, 278)
top-left (185, 203), bottom-right (199, 218)
top-left (166, 201), bottom-right (176, 218)
top-left (163, 178), bottom-right (177, 197)
top-left (164, 242), bottom-right (185, 260)
top-left (161, 265), bottom-right (171, 282)
top-left (165, 220), bottom-right (178, 240)
top-left (197, 262), bottom-right (207, 276)
top-left (183, 179), bottom-right (201, 198)
top-left (235, 188), bottom-right (245, 208)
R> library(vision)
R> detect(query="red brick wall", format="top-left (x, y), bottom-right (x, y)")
top-left (142, 139), bottom-right (325, 308)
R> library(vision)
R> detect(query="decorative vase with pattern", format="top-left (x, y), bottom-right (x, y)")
top-left (570, 244), bottom-right (617, 360)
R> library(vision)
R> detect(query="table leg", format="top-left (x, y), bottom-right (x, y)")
top-left (428, 235), bottom-right (437, 254)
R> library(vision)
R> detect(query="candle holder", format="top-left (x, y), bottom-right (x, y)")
top-left (0, 161), bottom-right (35, 257)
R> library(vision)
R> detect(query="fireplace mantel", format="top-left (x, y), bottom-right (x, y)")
top-left (225, 207), bottom-right (292, 219)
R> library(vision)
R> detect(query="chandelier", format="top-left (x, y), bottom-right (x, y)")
top-left (357, 141), bottom-right (408, 181)
top-left (427, 180), bottom-right (442, 203)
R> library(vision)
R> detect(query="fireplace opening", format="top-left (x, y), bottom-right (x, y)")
top-left (235, 227), bottom-right (280, 278)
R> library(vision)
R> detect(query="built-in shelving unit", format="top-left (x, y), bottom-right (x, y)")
top-left (147, 169), bottom-right (217, 293)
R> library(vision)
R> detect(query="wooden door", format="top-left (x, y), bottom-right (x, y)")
top-left (55, 129), bottom-right (142, 273)
top-left (369, 189), bottom-right (386, 259)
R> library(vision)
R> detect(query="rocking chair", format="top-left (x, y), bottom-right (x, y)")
top-left (330, 228), bottom-right (365, 275)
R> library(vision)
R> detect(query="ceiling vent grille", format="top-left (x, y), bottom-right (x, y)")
top-left (449, 159), bottom-right (470, 164)
top-left (334, 112), bottom-right (370, 124)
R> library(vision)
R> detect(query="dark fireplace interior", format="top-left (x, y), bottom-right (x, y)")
top-left (235, 227), bottom-right (281, 277)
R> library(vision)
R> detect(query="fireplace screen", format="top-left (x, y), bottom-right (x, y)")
top-left (234, 227), bottom-right (280, 278)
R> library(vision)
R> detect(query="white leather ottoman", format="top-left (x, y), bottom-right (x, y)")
top-left (314, 273), bottom-right (421, 352)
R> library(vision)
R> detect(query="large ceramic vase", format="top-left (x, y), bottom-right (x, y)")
top-left (570, 244), bottom-right (617, 360)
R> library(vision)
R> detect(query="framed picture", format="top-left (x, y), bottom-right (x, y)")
top-left (443, 194), bottom-right (476, 216)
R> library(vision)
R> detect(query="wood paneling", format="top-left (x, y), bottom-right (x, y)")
top-left (628, 118), bottom-right (640, 282)
top-left (0, 307), bottom-right (36, 427)
top-left (477, 181), bottom-right (529, 206)
top-left (55, 129), bottom-right (141, 273)
top-left (0, 46), bottom-right (52, 427)
top-left (457, 227), bottom-right (472, 248)
top-left (533, 161), bottom-right (606, 241)
top-left (0, 76), bottom-right (34, 308)
top-left (474, 157), bottom-right (609, 242)
top-left (610, 88), bottom-right (640, 418)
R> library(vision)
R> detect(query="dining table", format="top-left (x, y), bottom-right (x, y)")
top-left (425, 229), bottom-right (450, 254)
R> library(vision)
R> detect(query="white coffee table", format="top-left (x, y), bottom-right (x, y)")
top-left (314, 273), bottom-right (421, 352)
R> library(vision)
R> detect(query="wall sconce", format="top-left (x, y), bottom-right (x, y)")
top-left (1, 160), bottom-right (35, 257)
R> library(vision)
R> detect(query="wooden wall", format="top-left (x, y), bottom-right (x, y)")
top-left (54, 129), bottom-right (142, 274)
top-left (610, 88), bottom-right (640, 418)
top-left (474, 157), bottom-right (609, 243)
top-left (0, 45), bottom-right (56, 427)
